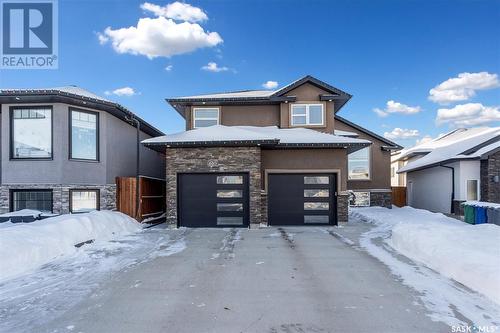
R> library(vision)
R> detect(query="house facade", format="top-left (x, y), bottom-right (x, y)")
top-left (0, 87), bottom-right (165, 214)
top-left (143, 76), bottom-right (401, 228)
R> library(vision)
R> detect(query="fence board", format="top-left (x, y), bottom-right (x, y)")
top-left (116, 176), bottom-right (166, 222)
top-left (392, 186), bottom-right (407, 207)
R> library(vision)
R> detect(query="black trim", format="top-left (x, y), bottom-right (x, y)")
top-left (10, 189), bottom-right (53, 213)
top-left (9, 105), bottom-right (54, 160)
top-left (335, 115), bottom-right (402, 149)
top-left (460, 134), bottom-right (500, 155)
top-left (68, 107), bottom-right (100, 162)
top-left (69, 189), bottom-right (100, 213)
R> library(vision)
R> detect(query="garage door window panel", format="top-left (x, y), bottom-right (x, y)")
top-left (217, 217), bottom-right (243, 226)
top-left (217, 190), bottom-right (243, 198)
top-left (304, 215), bottom-right (329, 224)
top-left (304, 189), bottom-right (329, 197)
top-left (304, 202), bottom-right (329, 210)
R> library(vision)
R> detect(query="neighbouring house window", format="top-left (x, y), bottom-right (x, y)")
top-left (193, 108), bottom-right (219, 128)
top-left (466, 180), bottom-right (478, 201)
top-left (349, 191), bottom-right (370, 207)
top-left (11, 190), bottom-right (53, 212)
top-left (348, 147), bottom-right (370, 180)
top-left (70, 190), bottom-right (100, 213)
top-left (11, 107), bottom-right (52, 159)
top-left (291, 104), bottom-right (324, 126)
top-left (391, 167), bottom-right (395, 178)
top-left (70, 109), bottom-right (98, 160)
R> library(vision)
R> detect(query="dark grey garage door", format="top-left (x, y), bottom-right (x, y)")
top-left (178, 173), bottom-right (249, 228)
top-left (268, 174), bottom-right (337, 226)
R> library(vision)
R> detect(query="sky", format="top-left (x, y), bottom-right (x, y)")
top-left (1, 0), bottom-right (499, 147)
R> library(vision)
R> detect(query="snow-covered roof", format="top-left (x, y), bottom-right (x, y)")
top-left (142, 125), bottom-right (371, 152)
top-left (398, 127), bottom-right (500, 173)
top-left (334, 130), bottom-right (359, 137)
top-left (169, 90), bottom-right (275, 100)
top-left (0, 86), bottom-right (112, 103)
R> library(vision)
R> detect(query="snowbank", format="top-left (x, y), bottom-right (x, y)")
top-left (0, 211), bottom-right (142, 281)
top-left (351, 206), bottom-right (500, 305)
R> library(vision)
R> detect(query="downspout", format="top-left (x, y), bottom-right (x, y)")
top-left (440, 164), bottom-right (455, 214)
top-left (125, 115), bottom-right (141, 220)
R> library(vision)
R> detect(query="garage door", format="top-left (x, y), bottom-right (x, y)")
top-left (268, 174), bottom-right (337, 226)
top-left (178, 173), bottom-right (249, 228)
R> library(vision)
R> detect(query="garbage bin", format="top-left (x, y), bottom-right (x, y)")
top-left (474, 206), bottom-right (487, 224)
top-left (464, 204), bottom-right (475, 224)
top-left (487, 207), bottom-right (500, 225)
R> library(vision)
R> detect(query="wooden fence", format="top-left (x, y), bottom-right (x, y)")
top-left (391, 186), bottom-right (407, 207)
top-left (116, 176), bottom-right (166, 222)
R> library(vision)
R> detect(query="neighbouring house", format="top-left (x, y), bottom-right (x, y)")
top-left (391, 150), bottom-right (407, 187)
top-left (396, 127), bottom-right (500, 215)
top-left (143, 75), bottom-right (401, 228)
top-left (0, 86), bottom-right (165, 215)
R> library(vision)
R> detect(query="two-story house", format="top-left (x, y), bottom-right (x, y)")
top-left (143, 75), bottom-right (401, 228)
top-left (0, 86), bottom-right (165, 214)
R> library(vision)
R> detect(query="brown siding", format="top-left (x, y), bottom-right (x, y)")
top-left (261, 148), bottom-right (348, 191)
top-left (221, 104), bottom-right (280, 127)
top-left (334, 119), bottom-right (391, 190)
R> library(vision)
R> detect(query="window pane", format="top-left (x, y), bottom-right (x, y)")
top-left (304, 215), bottom-right (329, 224)
top-left (217, 203), bottom-right (243, 212)
top-left (217, 190), bottom-right (243, 198)
top-left (349, 191), bottom-right (370, 207)
top-left (71, 110), bottom-right (98, 160)
top-left (292, 115), bottom-right (306, 125)
top-left (304, 189), bottom-right (329, 197)
top-left (194, 119), bottom-right (218, 128)
top-left (217, 217), bottom-right (243, 225)
top-left (217, 175), bottom-right (243, 184)
top-left (291, 105), bottom-right (307, 116)
top-left (308, 105), bottom-right (323, 124)
top-left (12, 108), bottom-right (52, 158)
top-left (71, 190), bottom-right (98, 213)
top-left (194, 109), bottom-right (218, 119)
top-left (12, 190), bottom-right (52, 213)
top-left (304, 202), bottom-right (329, 210)
top-left (304, 176), bottom-right (329, 184)
top-left (348, 147), bottom-right (370, 180)
top-left (467, 180), bottom-right (478, 201)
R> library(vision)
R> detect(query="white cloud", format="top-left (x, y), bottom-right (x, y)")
top-left (429, 72), bottom-right (500, 104)
top-left (201, 62), bottom-right (228, 72)
top-left (384, 128), bottom-right (420, 140)
top-left (104, 87), bottom-right (138, 97)
top-left (435, 103), bottom-right (500, 127)
top-left (262, 81), bottom-right (278, 89)
top-left (165, 64), bottom-right (173, 71)
top-left (373, 100), bottom-right (421, 117)
top-left (98, 3), bottom-right (222, 59)
top-left (415, 135), bottom-right (433, 146)
top-left (141, 2), bottom-right (208, 22)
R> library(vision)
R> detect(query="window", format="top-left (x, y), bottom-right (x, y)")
top-left (11, 190), bottom-right (53, 212)
top-left (466, 180), bottom-right (478, 201)
top-left (193, 108), bottom-right (219, 128)
top-left (349, 191), bottom-right (370, 207)
top-left (217, 217), bottom-right (243, 225)
top-left (217, 175), bottom-right (243, 184)
top-left (217, 190), bottom-right (243, 198)
top-left (304, 202), bottom-right (329, 210)
top-left (304, 189), bottom-right (329, 197)
top-left (70, 109), bottom-right (98, 160)
top-left (291, 104), bottom-right (324, 126)
top-left (304, 215), bottom-right (329, 224)
top-left (348, 147), bottom-right (370, 180)
top-left (70, 190), bottom-right (99, 213)
top-left (217, 203), bottom-right (243, 212)
top-left (11, 107), bottom-right (52, 159)
top-left (304, 176), bottom-right (329, 184)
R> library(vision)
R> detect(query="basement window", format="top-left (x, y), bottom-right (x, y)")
top-left (193, 108), bottom-right (219, 128)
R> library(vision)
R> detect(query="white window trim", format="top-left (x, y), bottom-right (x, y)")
top-left (193, 107), bottom-right (220, 129)
top-left (348, 146), bottom-right (371, 181)
top-left (290, 103), bottom-right (325, 126)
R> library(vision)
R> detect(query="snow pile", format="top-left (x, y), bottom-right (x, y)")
top-left (351, 206), bottom-right (500, 305)
top-left (0, 209), bottom-right (43, 218)
top-left (0, 211), bottom-right (142, 281)
top-left (464, 201), bottom-right (500, 209)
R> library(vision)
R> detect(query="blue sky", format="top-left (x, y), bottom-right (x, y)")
top-left (1, 0), bottom-right (499, 147)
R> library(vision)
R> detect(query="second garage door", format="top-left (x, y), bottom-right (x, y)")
top-left (268, 173), bottom-right (337, 226)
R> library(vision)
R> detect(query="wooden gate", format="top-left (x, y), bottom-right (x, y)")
top-left (392, 186), bottom-right (407, 207)
top-left (116, 176), bottom-right (166, 222)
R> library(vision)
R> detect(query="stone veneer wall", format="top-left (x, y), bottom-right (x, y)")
top-left (369, 191), bottom-right (392, 208)
top-left (337, 193), bottom-right (349, 223)
top-left (484, 151), bottom-right (500, 203)
top-left (0, 184), bottom-right (116, 214)
top-left (165, 147), bottom-right (262, 226)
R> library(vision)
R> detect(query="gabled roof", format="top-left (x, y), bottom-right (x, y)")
top-left (0, 86), bottom-right (164, 137)
top-left (142, 125), bottom-right (371, 153)
top-left (398, 127), bottom-right (500, 173)
top-left (167, 75), bottom-right (352, 116)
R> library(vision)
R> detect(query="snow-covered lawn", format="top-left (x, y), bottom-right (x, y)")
top-left (0, 211), bottom-right (142, 281)
top-left (351, 206), bottom-right (500, 305)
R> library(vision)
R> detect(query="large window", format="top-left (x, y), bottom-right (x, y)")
top-left (11, 107), bottom-right (52, 159)
top-left (70, 109), bottom-right (98, 160)
top-left (193, 108), bottom-right (219, 128)
top-left (348, 147), bottom-right (370, 180)
top-left (70, 190), bottom-right (99, 213)
top-left (291, 104), bottom-right (324, 126)
top-left (11, 190), bottom-right (53, 212)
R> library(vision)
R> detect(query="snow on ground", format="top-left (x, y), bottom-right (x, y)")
top-left (351, 206), bottom-right (500, 326)
top-left (0, 211), bottom-right (142, 281)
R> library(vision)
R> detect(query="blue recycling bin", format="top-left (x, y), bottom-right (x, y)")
top-left (487, 207), bottom-right (500, 225)
top-left (474, 206), bottom-right (488, 224)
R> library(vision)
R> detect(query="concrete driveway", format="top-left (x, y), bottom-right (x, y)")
top-left (25, 225), bottom-right (449, 333)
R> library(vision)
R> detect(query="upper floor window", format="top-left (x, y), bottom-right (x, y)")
top-left (348, 147), bottom-right (370, 180)
top-left (291, 104), bottom-right (324, 126)
top-left (70, 109), bottom-right (98, 161)
top-left (193, 108), bottom-right (219, 128)
top-left (11, 107), bottom-right (52, 159)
